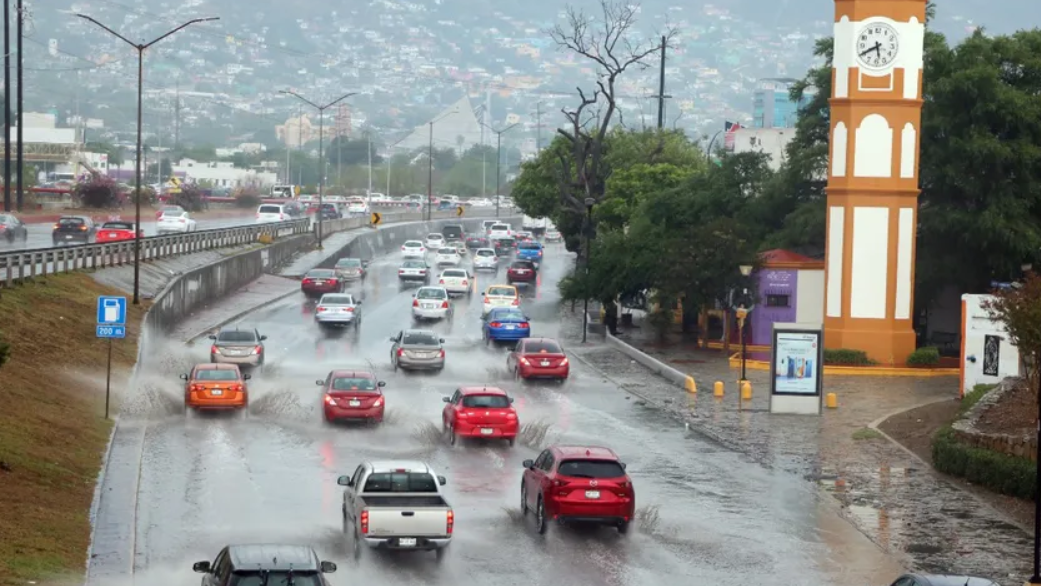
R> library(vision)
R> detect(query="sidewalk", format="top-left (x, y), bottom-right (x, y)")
top-left (560, 310), bottom-right (1031, 584)
top-left (166, 274), bottom-right (300, 342)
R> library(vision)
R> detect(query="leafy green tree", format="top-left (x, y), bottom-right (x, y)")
top-left (328, 137), bottom-right (382, 168)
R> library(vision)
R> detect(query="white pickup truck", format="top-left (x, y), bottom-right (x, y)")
top-left (522, 214), bottom-right (549, 236)
top-left (338, 460), bottom-right (453, 561)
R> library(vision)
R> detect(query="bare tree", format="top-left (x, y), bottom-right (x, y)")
top-left (548, 0), bottom-right (676, 212)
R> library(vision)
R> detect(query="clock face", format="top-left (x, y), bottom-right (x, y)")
top-left (856, 22), bottom-right (900, 69)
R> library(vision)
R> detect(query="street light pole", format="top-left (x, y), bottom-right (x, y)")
top-left (279, 89), bottom-right (357, 249)
top-left (582, 197), bottom-right (595, 343)
top-left (77, 14), bottom-right (219, 305)
top-left (427, 122), bottom-right (433, 222)
top-left (481, 122), bottom-right (518, 220)
top-left (737, 263), bottom-right (754, 383)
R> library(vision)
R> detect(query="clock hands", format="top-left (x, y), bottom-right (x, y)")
top-left (859, 42), bottom-right (882, 58)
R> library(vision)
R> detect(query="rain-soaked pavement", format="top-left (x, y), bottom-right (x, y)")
top-left (100, 244), bottom-right (904, 585)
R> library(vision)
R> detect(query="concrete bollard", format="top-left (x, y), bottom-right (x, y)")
top-left (713, 381), bottom-right (724, 398)
top-left (684, 376), bottom-right (697, 394)
top-left (825, 392), bottom-right (838, 408)
top-left (740, 381), bottom-right (752, 401)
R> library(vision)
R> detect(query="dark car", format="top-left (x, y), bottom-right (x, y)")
top-left (193, 544), bottom-right (337, 586)
top-left (52, 215), bottom-right (96, 246)
top-left (493, 237), bottom-right (516, 256)
top-left (319, 202), bottom-right (341, 220)
top-left (301, 268), bottom-right (343, 297)
top-left (465, 234), bottom-right (489, 249)
top-left (284, 200), bottom-right (306, 217)
top-left (0, 213), bottom-right (28, 242)
top-left (442, 224), bottom-right (464, 240)
top-left (507, 260), bottom-right (537, 284)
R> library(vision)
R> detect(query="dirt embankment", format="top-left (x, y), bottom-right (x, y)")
top-left (0, 274), bottom-right (147, 586)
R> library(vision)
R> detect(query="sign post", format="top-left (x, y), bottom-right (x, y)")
top-left (456, 205), bottom-right (464, 217)
top-left (768, 322), bottom-right (824, 415)
top-left (96, 295), bottom-right (127, 419)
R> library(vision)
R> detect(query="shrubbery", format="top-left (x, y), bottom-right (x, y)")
top-left (166, 185), bottom-right (207, 212)
top-left (233, 186), bottom-right (262, 209)
top-left (73, 176), bottom-right (125, 209)
top-left (907, 346), bottom-right (941, 366)
top-left (932, 425), bottom-right (1036, 499)
top-left (0, 331), bottom-right (9, 370)
top-left (823, 348), bottom-right (877, 366)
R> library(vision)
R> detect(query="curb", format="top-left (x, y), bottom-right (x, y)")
top-left (184, 288), bottom-right (301, 343)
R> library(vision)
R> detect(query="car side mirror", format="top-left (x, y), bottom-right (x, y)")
top-left (438, 475), bottom-right (447, 486)
top-left (179, 374), bottom-right (188, 380)
top-left (320, 560), bottom-right (337, 573)
top-left (388, 337), bottom-right (397, 342)
top-left (316, 380), bottom-right (324, 385)
top-left (242, 374), bottom-right (251, 380)
top-left (442, 396), bottom-right (451, 403)
top-left (260, 335), bottom-right (267, 341)
top-left (439, 338), bottom-right (445, 343)
top-left (207, 335), bottom-right (216, 340)
top-left (377, 381), bottom-right (386, 387)
top-left (481, 292), bottom-right (486, 296)
top-left (509, 397), bottom-right (515, 404)
top-left (620, 462), bottom-right (627, 470)
top-left (522, 459), bottom-right (534, 469)
top-left (192, 561), bottom-right (211, 573)
top-left (337, 475), bottom-right (353, 487)
top-left (356, 300), bottom-right (362, 304)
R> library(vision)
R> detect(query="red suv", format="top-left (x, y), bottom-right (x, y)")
top-left (520, 445), bottom-right (634, 534)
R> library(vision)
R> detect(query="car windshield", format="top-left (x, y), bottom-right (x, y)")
top-left (497, 238), bottom-right (515, 246)
top-left (258, 205), bottom-right (282, 213)
top-left (230, 573), bottom-right (321, 586)
top-left (491, 224), bottom-right (508, 230)
top-left (402, 261), bottom-right (426, 268)
top-left (58, 218), bottom-right (85, 226)
top-left (331, 377), bottom-right (376, 390)
top-left (476, 249), bottom-right (494, 257)
top-left (489, 309), bottom-right (524, 321)
top-left (487, 286), bottom-right (515, 297)
top-left (442, 270), bottom-right (466, 278)
top-left (557, 459), bottom-right (626, 479)
top-left (518, 242), bottom-right (541, 250)
top-left (217, 330), bottom-right (258, 343)
top-left (416, 288), bottom-right (446, 300)
top-left (320, 203), bottom-right (337, 209)
top-left (511, 262), bottom-right (533, 269)
top-left (321, 295), bottom-right (353, 305)
top-left (363, 472), bottom-right (438, 493)
top-left (438, 248), bottom-right (456, 254)
top-left (402, 331), bottom-right (439, 345)
top-left (404, 241), bottom-right (422, 248)
top-left (335, 258), bottom-right (362, 268)
top-left (161, 206), bottom-right (183, 213)
top-left (102, 222), bottom-right (134, 230)
top-left (462, 394), bottom-right (510, 408)
top-left (523, 340), bottom-right (562, 353)
top-left (194, 369), bottom-right (240, 381)
top-left (306, 270), bottom-right (335, 278)
top-left (427, 234), bottom-right (442, 240)
top-left (161, 211), bottom-right (186, 218)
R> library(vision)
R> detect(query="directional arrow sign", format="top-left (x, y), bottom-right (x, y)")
top-left (370, 212), bottom-right (382, 225)
top-left (456, 205), bottom-right (464, 217)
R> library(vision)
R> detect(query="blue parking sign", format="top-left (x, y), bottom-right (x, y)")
top-left (97, 296), bottom-right (127, 326)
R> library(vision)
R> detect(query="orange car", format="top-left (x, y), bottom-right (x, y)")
top-left (180, 363), bottom-right (251, 412)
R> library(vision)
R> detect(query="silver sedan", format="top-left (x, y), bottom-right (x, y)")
top-left (389, 329), bottom-right (446, 371)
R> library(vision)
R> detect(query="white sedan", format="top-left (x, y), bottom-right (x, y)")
top-left (425, 233), bottom-right (445, 249)
top-left (401, 240), bottom-right (427, 259)
top-left (435, 247), bottom-right (461, 266)
top-left (412, 286), bottom-right (453, 321)
top-left (156, 210), bottom-right (197, 234)
top-left (438, 268), bottom-right (472, 297)
top-left (472, 248), bottom-right (499, 271)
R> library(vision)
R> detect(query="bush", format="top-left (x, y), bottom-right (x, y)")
top-left (0, 331), bottom-right (9, 370)
top-left (932, 426), bottom-right (1036, 500)
top-left (73, 176), bottom-right (123, 209)
top-left (167, 185), bottom-right (207, 212)
top-left (823, 348), bottom-right (877, 366)
top-left (233, 186), bottom-right (262, 209)
top-left (907, 346), bottom-right (941, 367)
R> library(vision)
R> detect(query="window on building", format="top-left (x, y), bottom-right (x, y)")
top-left (766, 294), bottom-right (790, 307)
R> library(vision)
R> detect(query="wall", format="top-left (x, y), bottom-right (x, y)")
top-left (795, 269), bottom-right (824, 325)
top-left (751, 268), bottom-right (798, 345)
top-left (960, 294), bottom-right (1021, 395)
top-left (952, 378), bottom-right (1034, 460)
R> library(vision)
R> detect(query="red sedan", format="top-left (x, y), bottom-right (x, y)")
top-left (441, 386), bottom-right (519, 446)
top-left (96, 221), bottom-right (144, 243)
top-left (301, 269), bottom-right (343, 297)
top-left (319, 370), bottom-right (386, 423)
top-left (508, 338), bottom-right (569, 382)
top-left (506, 260), bottom-right (537, 284)
top-left (521, 445), bottom-right (635, 535)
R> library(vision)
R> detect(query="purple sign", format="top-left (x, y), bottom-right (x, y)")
top-left (751, 269), bottom-right (798, 345)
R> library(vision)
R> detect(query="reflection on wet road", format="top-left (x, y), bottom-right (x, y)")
top-left (120, 245), bottom-right (903, 585)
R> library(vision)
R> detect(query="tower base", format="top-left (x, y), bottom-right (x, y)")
top-left (823, 322), bottom-right (917, 367)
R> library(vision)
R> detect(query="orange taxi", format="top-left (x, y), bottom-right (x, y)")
top-left (181, 363), bottom-right (251, 412)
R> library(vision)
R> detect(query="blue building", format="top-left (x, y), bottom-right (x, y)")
top-left (752, 78), bottom-right (816, 129)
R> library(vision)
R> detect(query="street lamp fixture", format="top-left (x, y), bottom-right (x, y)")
top-left (480, 122), bottom-right (519, 219)
top-left (279, 89), bottom-right (357, 248)
top-left (739, 264), bottom-right (754, 277)
top-left (581, 197), bottom-right (596, 343)
top-left (1023, 263), bottom-right (1033, 273)
top-left (77, 13), bottom-right (219, 305)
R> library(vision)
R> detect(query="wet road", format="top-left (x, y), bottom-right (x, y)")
top-left (1, 215), bottom-right (254, 252)
top-left (119, 245), bottom-right (902, 585)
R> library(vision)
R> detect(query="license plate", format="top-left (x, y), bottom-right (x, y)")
top-left (349, 400), bottom-right (361, 407)
top-left (423, 303), bottom-right (436, 308)
top-left (505, 325), bottom-right (515, 329)
top-left (315, 280), bottom-right (325, 284)
top-left (211, 389), bottom-right (223, 396)
top-left (64, 235), bottom-right (74, 239)
top-left (480, 428), bottom-right (494, 435)
top-left (541, 361), bottom-right (550, 366)
top-left (108, 232), bottom-right (118, 237)
top-left (585, 490), bottom-right (600, 499)
top-left (399, 538), bottom-right (416, 547)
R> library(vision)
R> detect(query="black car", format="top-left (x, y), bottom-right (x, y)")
top-left (465, 234), bottom-right (489, 249)
top-left (442, 223), bottom-right (464, 240)
top-left (193, 544), bottom-right (337, 586)
top-left (52, 215), bottom-right (96, 246)
top-left (493, 237), bottom-right (516, 256)
top-left (319, 203), bottom-right (341, 220)
top-left (0, 213), bottom-right (28, 242)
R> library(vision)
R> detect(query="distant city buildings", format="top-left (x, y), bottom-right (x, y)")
top-left (752, 78), bottom-right (816, 129)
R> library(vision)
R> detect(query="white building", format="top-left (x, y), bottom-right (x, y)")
top-left (173, 158), bottom-right (278, 189)
top-left (729, 127), bottom-right (796, 172)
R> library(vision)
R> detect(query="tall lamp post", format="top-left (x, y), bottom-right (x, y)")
top-left (480, 122), bottom-right (518, 219)
top-left (425, 109), bottom-right (459, 221)
top-left (279, 90), bottom-right (356, 249)
top-left (581, 197), bottom-right (596, 343)
top-left (736, 263), bottom-right (755, 383)
top-left (77, 14), bottom-right (218, 305)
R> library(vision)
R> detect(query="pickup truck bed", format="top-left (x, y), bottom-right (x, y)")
top-left (362, 495), bottom-right (446, 507)
top-left (357, 494), bottom-right (452, 541)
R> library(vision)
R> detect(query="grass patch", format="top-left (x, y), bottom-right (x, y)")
top-left (0, 273), bottom-right (146, 585)
top-left (851, 427), bottom-right (883, 440)
top-left (960, 383), bottom-right (996, 415)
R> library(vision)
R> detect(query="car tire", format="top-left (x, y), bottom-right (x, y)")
top-left (535, 496), bottom-right (548, 535)
top-left (352, 529), bottom-right (364, 561)
top-left (520, 483), bottom-right (528, 514)
top-left (618, 521), bottom-right (630, 535)
top-left (4, 230), bottom-right (13, 242)
top-left (449, 425), bottom-right (457, 446)
top-left (507, 437), bottom-right (515, 447)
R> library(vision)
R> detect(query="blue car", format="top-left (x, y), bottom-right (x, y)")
top-left (516, 241), bottom-right (544, 266)
top-left (483, 307), bottom-right (530, 344)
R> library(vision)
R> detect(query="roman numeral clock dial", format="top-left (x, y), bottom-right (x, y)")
top-left (856, 22), bottom-right (900, 69)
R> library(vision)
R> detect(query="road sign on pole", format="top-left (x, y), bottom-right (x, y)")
top-left (456, 205), bottom-right (464, 217)
top-left (370, 212), bottom-right (382, 225)
top-left (96, 295), bottom-right (127, 419)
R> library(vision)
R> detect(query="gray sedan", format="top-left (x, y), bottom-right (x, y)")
top-left (315, 293), bottom-right (362, 327)
top-left (209, 327), bottom-right (267, 367)
top-left (389, 329), bottom-right (446, 372)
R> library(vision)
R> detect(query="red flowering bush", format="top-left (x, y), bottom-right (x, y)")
top-left (73, 175), bottom-right (122, 209)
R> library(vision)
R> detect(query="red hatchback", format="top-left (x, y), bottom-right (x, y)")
top-left (441, 386), bottom-right (519, 446)
top-left (301, 269), bottom-right (343, 297)
top-left (508, 338), bottom-right (569, 381)
top-left (319, 370), bottom-right (386, 423)
top-left (520, 445), bottom-right (635, 535)
top-left (96, 221), bottom-right (144, 243)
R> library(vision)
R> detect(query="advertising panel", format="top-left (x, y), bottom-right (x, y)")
top-left (771, 328), bottom-right (823, 397)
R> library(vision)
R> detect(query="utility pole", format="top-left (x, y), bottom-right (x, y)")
top-left (657, 35), bottom-right (666, 129)
top-left (366, 131), bottom-right (372, 197)
top-left (426, 122), bottom-right (433, 221)
top-left (336, 128), bottom-right (341, 189)
top-left (15, 0), bottom-right (24, 211)
top-left (173, 81), bottom-right (181, 148)
top-left (481, 121), bottom-right (518, 218)
top-left (296, 106), bottom-right (302, 185)
top-left (480, 121), bottom-right (486, 196)
top-left (3, 0), bottom-right (12, 212)
top-left (535, 101), bottom-right (543, 154)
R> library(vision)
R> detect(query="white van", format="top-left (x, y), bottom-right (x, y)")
top-left (256, 203), bottom-right (288, 223)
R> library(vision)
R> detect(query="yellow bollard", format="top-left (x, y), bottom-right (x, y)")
top-left (684, 376), bottom-right (697, 394)
top-left (713, 381), bottom-right (724, 398)
top-left (740, 381), bottom-right (752, 401)
top-left (825, 392), bottom-right (838, 408)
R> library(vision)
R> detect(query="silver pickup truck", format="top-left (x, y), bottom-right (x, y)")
top-left (338, 460), bottom-right (453, 561)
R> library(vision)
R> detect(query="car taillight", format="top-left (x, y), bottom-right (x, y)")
top-left (178, 218), bottom-right (186, 223)
top-left (519, 357), bottom-right (530, 366)
top-left (373, 397), bottom-right (383, 407)
top-left (397, 348), bottom-right (404, 356)
top-left (256, 213), bottom-right (261, 218)
top-left (560, 357), bottom-right (569, 366)
top-left (80, 225), bottom-right (88, 230)
top-left (489, 322), bottom-right (502, 328)
top-left (211, 345), bottom-right (220, 354)
top-left (553, 479), bottom-right (566, 487)
top-left (461, 280), bottom-right (467, 286)
top-left (511, 298), bottom-right (519, 306)
top-left (360, 510), bottom-right (369, 534)
top-left (324, 394), bottom-right (334, 405)
top-left (413, 299), bottom-right (419, 307)
top-left (537, 251), bottom-right (542, 256)
top-left (280, 213), bottom-right (285, 220)
top-left (52, 223), bottom-right (58, 229)
top-left (346, 307), bottom-right (354, 312)
top-left (302, 278), bottom-right (313, 284)
top-left (439, 349), bottom-right (445, 358)
top-left (398, 269), bottom-right (404, 274)
top-left (230, 384), bottom-right (243, 392)
top-left (190, 383), bottom-right (205, 392)
top-left (439, 279), bottom-right (445, 284)
top-left (317, 307), bottom-right (326, 312)
top-left (506, 411), bottom-right (517, 419)
top-left (441, 301), bottom-right (448, 309)
top-left (250, 346), bottom-right (262, 355)
top-left (401, 246), bottom-right (406, 251)
top-left (446, 510), bottom-right (454, 535)
top-left (518, 322), bottom-right (529, 328)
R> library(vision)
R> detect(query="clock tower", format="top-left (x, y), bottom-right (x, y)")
top-left (823, 0), bottom-right (926, 365)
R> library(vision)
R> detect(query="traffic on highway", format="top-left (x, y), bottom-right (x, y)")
top-left (103, 223), bottom-right (896, 586)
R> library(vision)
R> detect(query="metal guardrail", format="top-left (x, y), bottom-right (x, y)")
top-left (0, 208), bottom-right (508, 288)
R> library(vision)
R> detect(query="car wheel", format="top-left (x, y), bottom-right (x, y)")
top-left (507, 437), bottom-right (515, 447)
top-left (352, 529), bottom-right (364, 561)
top-left (535, 496), bottom-right (548, 535)
top-left (513, 367), bottom-right (522, 380)
top-left (618, 521), bottom-right (630, 535)
top-left (449, 425), bottom-right (457, 445)
top-left (520, 483), bottom-right (528, 514)
top-left (4, 231), bottom-right (13, 242)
